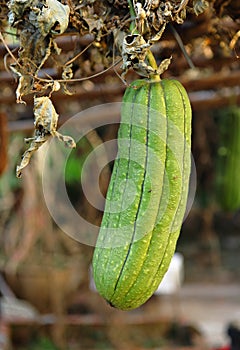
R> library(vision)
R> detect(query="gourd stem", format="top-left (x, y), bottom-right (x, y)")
top-left (127, 0), bottom-right (160, 81)
top-left (146, 50), bottom-right (161, 81)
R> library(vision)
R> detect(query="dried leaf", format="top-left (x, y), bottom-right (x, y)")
top-left (62, 64), bottom-right (73, 80)
top-left (55, 132), bottom-right (77, 148)
top-left (16, 96), bottom-right (76, 178)
top-left (16, 137), bottom-right (47, 178)
top-left (8, 0), bottom-right (37, 25)
top-left (37, 0), bottom-right (70, 37)
top-left (157, 56), bottom-right (172, 75)
top-left (15, 75), bottom-right (32, 104)
top-left (80, 4), bottom-right (105, 34)
top-left (193, 0), bottom-right (209, 16)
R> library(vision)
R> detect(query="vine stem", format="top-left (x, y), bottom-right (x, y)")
top-left (127, 0), bottom-right (137, 33)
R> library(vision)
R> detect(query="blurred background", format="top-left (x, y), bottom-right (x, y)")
top-left (0, 1), bottom-right (240, 349)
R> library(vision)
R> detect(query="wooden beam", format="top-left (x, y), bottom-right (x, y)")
top-left (6, 90), bottom-right (240, 133)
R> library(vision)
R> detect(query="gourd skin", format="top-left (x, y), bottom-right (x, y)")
top-left (92, 79), bottom-right (192, 310)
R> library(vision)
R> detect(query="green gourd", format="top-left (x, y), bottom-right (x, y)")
top-left (92, 78), bottom-right (192, 310)
top-left (216, 106), bottom-right (240, 211)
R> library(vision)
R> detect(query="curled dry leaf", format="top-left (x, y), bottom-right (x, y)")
top-left (37, 0), bottom-right (70, 36)
top-left (16, 96), bottom-right (76, 178)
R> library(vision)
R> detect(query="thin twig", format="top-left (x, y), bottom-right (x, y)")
top-left (64, 39), bottom-right (95, 66)
top-left (0, 31), bottom-right (21, 68)
top-left (170, 24), bottom-right (195, 70)
top-left (35, 57), bottom-right (123, 84)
